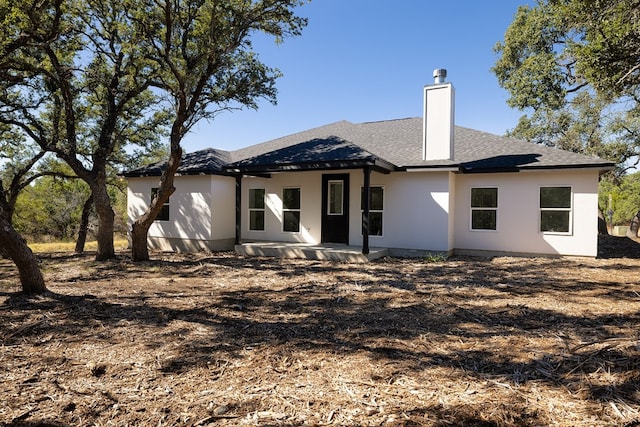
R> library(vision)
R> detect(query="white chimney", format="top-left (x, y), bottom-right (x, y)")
top-left (423, 68), bottom-right (455, 161)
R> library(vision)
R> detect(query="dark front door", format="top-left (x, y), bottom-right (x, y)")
top-left (321, 174), bottom-right (350, 244)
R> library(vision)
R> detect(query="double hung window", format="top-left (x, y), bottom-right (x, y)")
top-left (470, 187), bottom-right (498, 230)
top-left (283, 188), bottom-right (301, 232)
top-left (540, 186), bottom-right (572, 233)
top-left (248, 189), bottom-right (265, 231)
top-left (361, 186), bottom-right (384, 236)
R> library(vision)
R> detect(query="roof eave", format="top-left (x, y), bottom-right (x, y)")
top-left (403, 165), bottom-right (459, 172)
top-left (121, 171), bottom-right (162, 178)
top-left (122, 169), bottom-right (232, 178)
top-left (226, 158), bottom-right (396, 174)
top-left (517, 163), bottom-right (616, 172)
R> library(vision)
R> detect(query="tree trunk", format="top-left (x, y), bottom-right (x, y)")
top-left (75, 194), bottom-right (94, 253)
top-left (130, 220), bottom-right (151, 261)
top-left (627, 210), bottom-right (640, 240)
top-left (130, 123), bottom-right (183, 262)
top-left (597, 207), bottom-right (608, 235)
top-left (129, 157), bottom-right (179, 262)
top-left (92, 181), bottom-right (115, 261)
top-left (0, 214), bottom-right (47, 294)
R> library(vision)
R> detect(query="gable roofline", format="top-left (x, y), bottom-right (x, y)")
top-left (122, 118), bottom-right (615, 177)
top-left (225, 135), bottom-right (396, 174)
top-left (122, 148), bottom-right (233, 178)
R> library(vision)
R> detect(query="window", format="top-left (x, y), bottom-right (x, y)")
top-left (151, 187), bottom-right (169, 221)
top-left (248, 189), bottom-right (265, 231)
top-left (282, 188), bottom-right (300, 232)
top-left (361, 186), bottom-right (384, 236)
top-left (470, 187), bottom-right (497, 230)
top-left (327, 180), bottom-right (343, 215)
top-left (540, 186), bottom-right (572, 233)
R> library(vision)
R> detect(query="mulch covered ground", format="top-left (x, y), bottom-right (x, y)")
top-left (1, 236), bottom-right (640, 426)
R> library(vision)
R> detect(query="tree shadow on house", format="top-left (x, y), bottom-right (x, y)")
top-left (459, 153), bottom-right (541, 173)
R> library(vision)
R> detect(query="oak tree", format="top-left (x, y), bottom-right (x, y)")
top-left (129, 0), bottom-right (308, 261)
top-left (493, 0), bottom-right (640, 173)
top-left (0, 127), bottom-right (47, 293)
top-left (0, 0), bottom-right (168, 263)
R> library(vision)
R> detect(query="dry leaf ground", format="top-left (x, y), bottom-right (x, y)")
top-left (1, 236), bottom-right (640, 426)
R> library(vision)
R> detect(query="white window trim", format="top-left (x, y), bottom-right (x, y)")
top-left (539, 185), bottom-right (573, 235)
top-left (248, 188), bottom-right (265, 232)
top-left (327, 180), bottom-right (344, 216)
top-left (282, 187), bottom-right (301, 233)
top-left (469, 186), bottom-right (498, 232)
top-left (361, 185), bottom-right (384, 238)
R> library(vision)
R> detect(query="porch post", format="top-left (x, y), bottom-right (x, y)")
top-left (362, 166), bottom-right (370, 254)
top-left (235, 174), bottom-right (242, 245)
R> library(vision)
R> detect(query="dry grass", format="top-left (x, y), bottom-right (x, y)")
top-left (28, 239), bottom-right (129, 253)
top-left (1, 237), bottom-right (639, 426)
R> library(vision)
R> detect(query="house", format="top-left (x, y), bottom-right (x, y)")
top-left (124, 69), bottom-right (614, 261)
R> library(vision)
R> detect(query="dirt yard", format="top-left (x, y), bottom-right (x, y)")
top-left (1, 236), bottom-right (640, 426)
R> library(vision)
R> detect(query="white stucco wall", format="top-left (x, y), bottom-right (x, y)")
top-left (210, 177), bottom-right (236, 242)
top-left (448, 172), bottom-right (456, 251)
top-left (242, 171), bottom-right (322, 243)
top-left (128, 168), bottom-right (601, 257)
top-left (349, 170), bottom-right (453, 252)
top-left (240, 170), bottom-right (453, 252)
top-left (127, 175), bottom-right (235, 251)
top-left (453, 169), bottom-right (600, 257)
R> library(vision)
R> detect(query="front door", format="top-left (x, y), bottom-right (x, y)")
top-left (321, 174), bottom-right (349, 244)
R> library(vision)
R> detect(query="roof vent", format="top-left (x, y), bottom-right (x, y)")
top-left (433, 68), bottom-right (447, 84)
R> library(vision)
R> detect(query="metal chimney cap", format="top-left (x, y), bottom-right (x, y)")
top-left (433, 68), bottom-right (447, 83)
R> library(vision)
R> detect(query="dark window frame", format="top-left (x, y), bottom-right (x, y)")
top-left (248, 188), bottom-right (265, 231)
top-left (470, 187), bottom-right (498, 231)
top-left (282, 187), bottom-right (301, 233)
top-left (361, 186), bottom-right (384, 236)
top-left (539, 186), bottom-right (573, 234)
top-left (151, 187), bottom-right (170, 221)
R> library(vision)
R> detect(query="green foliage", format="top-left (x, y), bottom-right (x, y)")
top-left (127, 0), bottom-right (309, 260)
top-left (0, 0), bottom-right (171, 167)
top-left (137, 0), bottom-right (308, 133)
top-left (0, 0), bottom-right (174, 259)
top-left (565, 0), bottom-right (640, 97)
top-left (0, 126), bottom-right (49, 220)
top-left (493, 0), bottom-right (640, 173)
top-left (599, 171), bottom-right (640, 226)
top-left (1, 0), bottom-right (308, 261)
top-left (12, 174), bottom-right (128, 241)
top-left (14, 176), bottom-right (91, 240)
top-left (424, 253), bottom-right (447, 263)
top-left (109, 178), bottom-right (128, 235)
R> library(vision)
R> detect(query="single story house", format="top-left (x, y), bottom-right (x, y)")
top-left (124, 69), bottom-right (614, 261)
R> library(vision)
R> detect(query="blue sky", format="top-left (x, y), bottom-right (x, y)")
top-left (182, 1), bottom-right (530, 153)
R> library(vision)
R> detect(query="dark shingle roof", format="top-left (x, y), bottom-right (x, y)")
top-left (452, 126), bottom-right (613, 172)
top-left (122, 148), bottom-right (232, 177)
top-left (123, 118), bottom-right (614, 177)
top-left (230, 117), bottom-right (613, 171)
top-left (228, 135), bottom-right (395, 173)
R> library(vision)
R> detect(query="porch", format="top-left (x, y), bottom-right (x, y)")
top-left (235, 242), bottom-right (390, 263)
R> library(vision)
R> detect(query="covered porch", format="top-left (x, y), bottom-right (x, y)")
top-left (235, 242), bottom-right (390, 263)
top-left (227, 136), bottom-right (397, 262)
